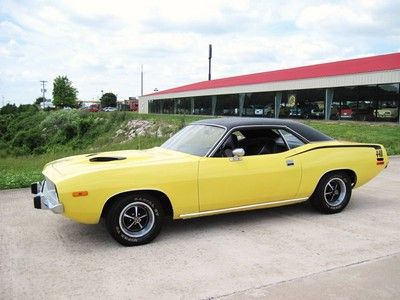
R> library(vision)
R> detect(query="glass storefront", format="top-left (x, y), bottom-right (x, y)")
top-left (194, 96), bottom-right (212, 115)
top-left (147, 83), bottom-right (400, 122)
top-left (148, 99), bottom-right (161, 114)
top-left (175, 98), bottom-right (191, 115)
top-left (243, 92), bottom-right (275, 117)
top-left (279, 89), bottom-right (325, 119)
top-left (330, 84), bottom-right (400, 121)
top-left (215, 94), bottom-right (240, 116)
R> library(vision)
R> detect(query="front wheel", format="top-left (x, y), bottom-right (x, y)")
top-left (106, 193), bottom-right (164, 246)
top-left (310, 172), bottom-right (352, 214)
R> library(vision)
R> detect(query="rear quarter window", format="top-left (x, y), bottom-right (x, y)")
top-left (279, 130), bottom-right (305, 149)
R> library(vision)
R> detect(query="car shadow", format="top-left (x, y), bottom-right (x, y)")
top-left (56, 201), bottom-right (319, 249)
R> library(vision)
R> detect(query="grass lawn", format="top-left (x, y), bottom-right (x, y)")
top-left (0, 137), bottom-right (168, 190)
top-left (304, 120), bottom-right (400, 155)
top-left (0, 115), bottom-right (398, 190)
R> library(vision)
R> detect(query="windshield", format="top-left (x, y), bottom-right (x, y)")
top-left (161, 124), bottom-right (225, 156)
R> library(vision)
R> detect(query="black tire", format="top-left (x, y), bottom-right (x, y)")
top-left (106, 193), bottom-right (164, 246)
top-left (310, 172), bottom-right (352, 214)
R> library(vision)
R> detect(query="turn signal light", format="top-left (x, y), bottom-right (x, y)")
top-left (72, 191), bottom-right (89, 197)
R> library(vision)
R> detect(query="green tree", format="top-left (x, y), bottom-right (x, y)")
top-left (100, 92), bottom-right (117, 108)
top-left (0, 103), bottom-right (18, 115)
top-left (35, 97), bottom-right (46, 105)
top-left (52, 76), bottom-right (78, 108)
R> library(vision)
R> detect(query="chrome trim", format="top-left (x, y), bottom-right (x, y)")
top-left (278, 129), bottom-right (291, 149)
top-left (119, 201), bottom-right (155, 238)
top-left (179, 197), bottom-right (308, 219)
top-left (230, 148), bottom-right (245, 161)
top-left (33, 179), bottom-right (64, 214)
top-left (286, 159), bottom-right (295, 166)
top-left (161, 123), bottom-right (227, 158)
top-left (207, 124), bottom-right (309, 157)
top-left (323, 177), bottom-right (346, 206)
top-left (201, 124), bottom-right (228, 157)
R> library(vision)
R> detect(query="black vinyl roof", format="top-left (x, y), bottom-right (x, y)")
top-left (192, 117), bottom-right (333, 142)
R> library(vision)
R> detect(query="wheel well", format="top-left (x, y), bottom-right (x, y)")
top-left (101, 190), bottom-right (174, 218)
top-left (322, 169), bottom-right (357, 187)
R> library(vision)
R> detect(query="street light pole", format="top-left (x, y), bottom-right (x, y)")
top-left (208, 44), bottom-right (212, 81)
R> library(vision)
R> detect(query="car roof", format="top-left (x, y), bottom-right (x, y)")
top-left (192, 117), bottom-right (333, 142)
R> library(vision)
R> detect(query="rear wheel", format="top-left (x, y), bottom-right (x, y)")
top-left (106, 193), bottom-right (164, 246)
top-left (310, 172), bottom-right (352, 214)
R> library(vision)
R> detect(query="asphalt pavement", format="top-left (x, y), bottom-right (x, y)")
top-left (1, 157), bottom-right (399, 299)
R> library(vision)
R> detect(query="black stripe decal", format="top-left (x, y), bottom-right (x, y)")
top-left (286, 144), bottom-right (381, 158)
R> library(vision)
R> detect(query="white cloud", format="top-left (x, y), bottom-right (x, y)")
top-left (0, 0), bottom-right (399, 105)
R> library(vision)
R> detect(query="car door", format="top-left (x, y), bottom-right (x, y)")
top-left (197, 128), bottom-right (302, 212)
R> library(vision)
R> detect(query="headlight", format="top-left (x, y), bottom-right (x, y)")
top-left (42, 178), bottom-right (59, 207)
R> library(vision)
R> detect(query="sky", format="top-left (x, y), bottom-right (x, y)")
top-left (0, 0), bottom-right (399, 105)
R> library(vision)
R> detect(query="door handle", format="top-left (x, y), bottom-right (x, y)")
top-left (286, 159), bottom-right (294, 166)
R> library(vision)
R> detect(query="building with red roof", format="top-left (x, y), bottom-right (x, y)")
top-left (139, 53), bottom-right (400, 122)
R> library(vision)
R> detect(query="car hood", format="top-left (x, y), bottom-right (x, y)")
top-left (43, 147), bottom-right (195, 181)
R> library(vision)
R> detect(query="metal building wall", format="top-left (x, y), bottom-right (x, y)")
top-left (139, 70), bottom-right (400, 114)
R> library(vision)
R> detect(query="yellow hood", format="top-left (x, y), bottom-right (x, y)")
top-left (43, 147), bottom-right (193, 181)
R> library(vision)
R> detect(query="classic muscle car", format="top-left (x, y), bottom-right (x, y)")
top-left (375, 107), bottom-right (399, 121)
top-left (31, 118), bottom-right (388, 246)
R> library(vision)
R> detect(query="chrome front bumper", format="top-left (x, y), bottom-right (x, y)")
top-left (31, 180), bottom-right (64, 214)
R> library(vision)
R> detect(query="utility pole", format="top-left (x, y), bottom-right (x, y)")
top-left (141, 65), bottom-right (144, 96)
top-left (208, 44), bottom-right (212, 81)
top-left (40, 80), bottom-right (47, 101)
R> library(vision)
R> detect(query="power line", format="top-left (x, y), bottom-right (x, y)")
top-left (40, 80), bottom-right (47, 101)
top-left (141, 65), bottom-right (143, 96)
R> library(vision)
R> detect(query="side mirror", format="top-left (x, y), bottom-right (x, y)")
top-left (230, 148), bottom-right (245, 161)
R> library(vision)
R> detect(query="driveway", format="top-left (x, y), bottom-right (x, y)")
top-left (1, 158), bottom-right (400, 299)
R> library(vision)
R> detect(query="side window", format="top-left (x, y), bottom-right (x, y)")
top-left (279, 129), bottom-right (305, 149)
top-left (214, 130), bottom-right (242, 157)
top-left (215, 128), bottom-right (291, 157)
top-left (214, 127), bottom-right (305, 157)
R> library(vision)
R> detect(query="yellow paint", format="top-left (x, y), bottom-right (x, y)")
top-left (42, 142), bottom-right (388, 224)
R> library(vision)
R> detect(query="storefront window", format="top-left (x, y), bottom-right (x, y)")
top-left (374, 84), bottom-right (400, 122)
top-left (194, 96), bottom-right (212, 115)
top-left (147, 83), bottom-right (399, 122)
top-left (148, 100), bottom-right (161, 113)
top-left (215, 94), bottom-right (240, 116)
top-left (161, 99), bottom-right (175, 114)
top-left (280, 89), bottom-right (325, 119)
top-left (243, 92), bottom-right (274, 117)
top-left (176, 98), bottom-right (191, 114)
top-left (330, 85), bottom-right (398, 121)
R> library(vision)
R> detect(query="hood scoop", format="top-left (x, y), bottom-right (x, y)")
top-left (89, 156), bottom-right (126, 162)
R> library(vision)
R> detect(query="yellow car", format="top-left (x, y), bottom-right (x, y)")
top-left (31, 118), bottom-right (388, 246)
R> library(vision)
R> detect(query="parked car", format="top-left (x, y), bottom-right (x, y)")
top-left (103, 107), bottom-right (117, 112)
top-left (310, 107), bottom-right (324, 118)
top-left (375, 107), bottom-right (399, 121)
top-left (289, 103), bottom-right (318, 119)
top-left (88, 104), bottom-right (99, 112)
top-left (352, 106), bottom-right (375, 121)
top-left (31, 118), bottom-right (388, 246)
top-left (337, 106), bottom-right (353, 119)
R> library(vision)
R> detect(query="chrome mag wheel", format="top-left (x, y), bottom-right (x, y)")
top-left (119, 202), bottom-right (155, 238)
top-left (324, 177), bottom-right (346, 206)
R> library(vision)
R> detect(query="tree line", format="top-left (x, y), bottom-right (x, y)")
top-left (34, 75), bottom-right (117, 109)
